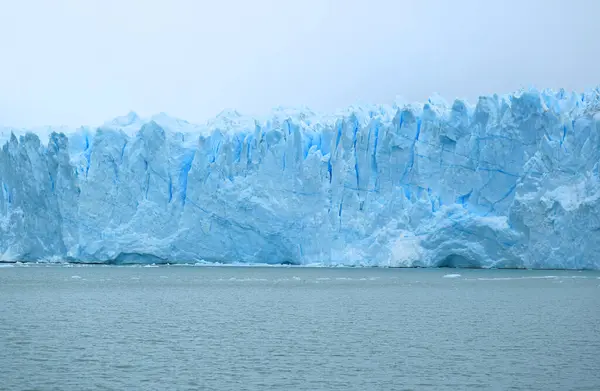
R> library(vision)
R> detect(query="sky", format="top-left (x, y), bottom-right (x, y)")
top-left (0, 0), bottom-right (599, 128)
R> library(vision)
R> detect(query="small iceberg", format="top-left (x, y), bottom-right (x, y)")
top-left (443, 274), bottom-right (461, 278)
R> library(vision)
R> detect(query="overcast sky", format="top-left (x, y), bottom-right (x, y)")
top-left (1, 0), bottom-right (599, 128)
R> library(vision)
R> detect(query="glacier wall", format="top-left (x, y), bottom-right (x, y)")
top-left (1, 88), bottom-right (600, 269)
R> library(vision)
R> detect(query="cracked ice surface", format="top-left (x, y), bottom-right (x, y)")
top-left (1, 88), bottom-right (599, 268)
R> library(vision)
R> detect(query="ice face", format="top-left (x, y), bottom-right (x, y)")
top-left (1, 88), bottom-right (599, 269)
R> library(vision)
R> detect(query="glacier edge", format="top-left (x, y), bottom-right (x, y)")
top-left (1, 87), bottom-right (599, 269)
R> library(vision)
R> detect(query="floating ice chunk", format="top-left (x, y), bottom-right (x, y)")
top-left (443, 274), bottom-right (461, 278)
top-left (475, 276), bottom-right (559, 281)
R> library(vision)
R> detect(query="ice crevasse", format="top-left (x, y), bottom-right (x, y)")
top-left (1, 88), bottom-right (599, 269)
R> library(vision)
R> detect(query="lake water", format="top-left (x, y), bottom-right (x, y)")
top-left (1, 265), bottom-right (599, 390)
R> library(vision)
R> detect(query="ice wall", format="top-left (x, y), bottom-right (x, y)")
top-left (1, 88), bottom-right (599, 268)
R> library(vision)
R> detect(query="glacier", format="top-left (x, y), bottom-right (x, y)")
top-left (1, 88), bottom-right (599, 269)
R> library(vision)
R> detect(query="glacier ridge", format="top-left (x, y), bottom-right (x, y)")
top-left (1, 88), bottom-right (600, 269)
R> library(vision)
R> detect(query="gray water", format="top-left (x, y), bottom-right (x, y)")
top-left (1, 265), bottom-right (599, 391)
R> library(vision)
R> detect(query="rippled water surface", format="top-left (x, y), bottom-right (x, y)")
top-left (1, 265), bottom-right (599, 390)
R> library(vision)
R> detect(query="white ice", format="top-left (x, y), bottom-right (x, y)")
top-left (1, 87), bottom-right (599, 269)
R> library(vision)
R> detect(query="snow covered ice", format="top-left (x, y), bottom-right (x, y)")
top-left (1, 88), bottom-right (599, 269)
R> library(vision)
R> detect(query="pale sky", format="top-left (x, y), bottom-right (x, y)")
top-left (1, 0), bottom-right (599, 128)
